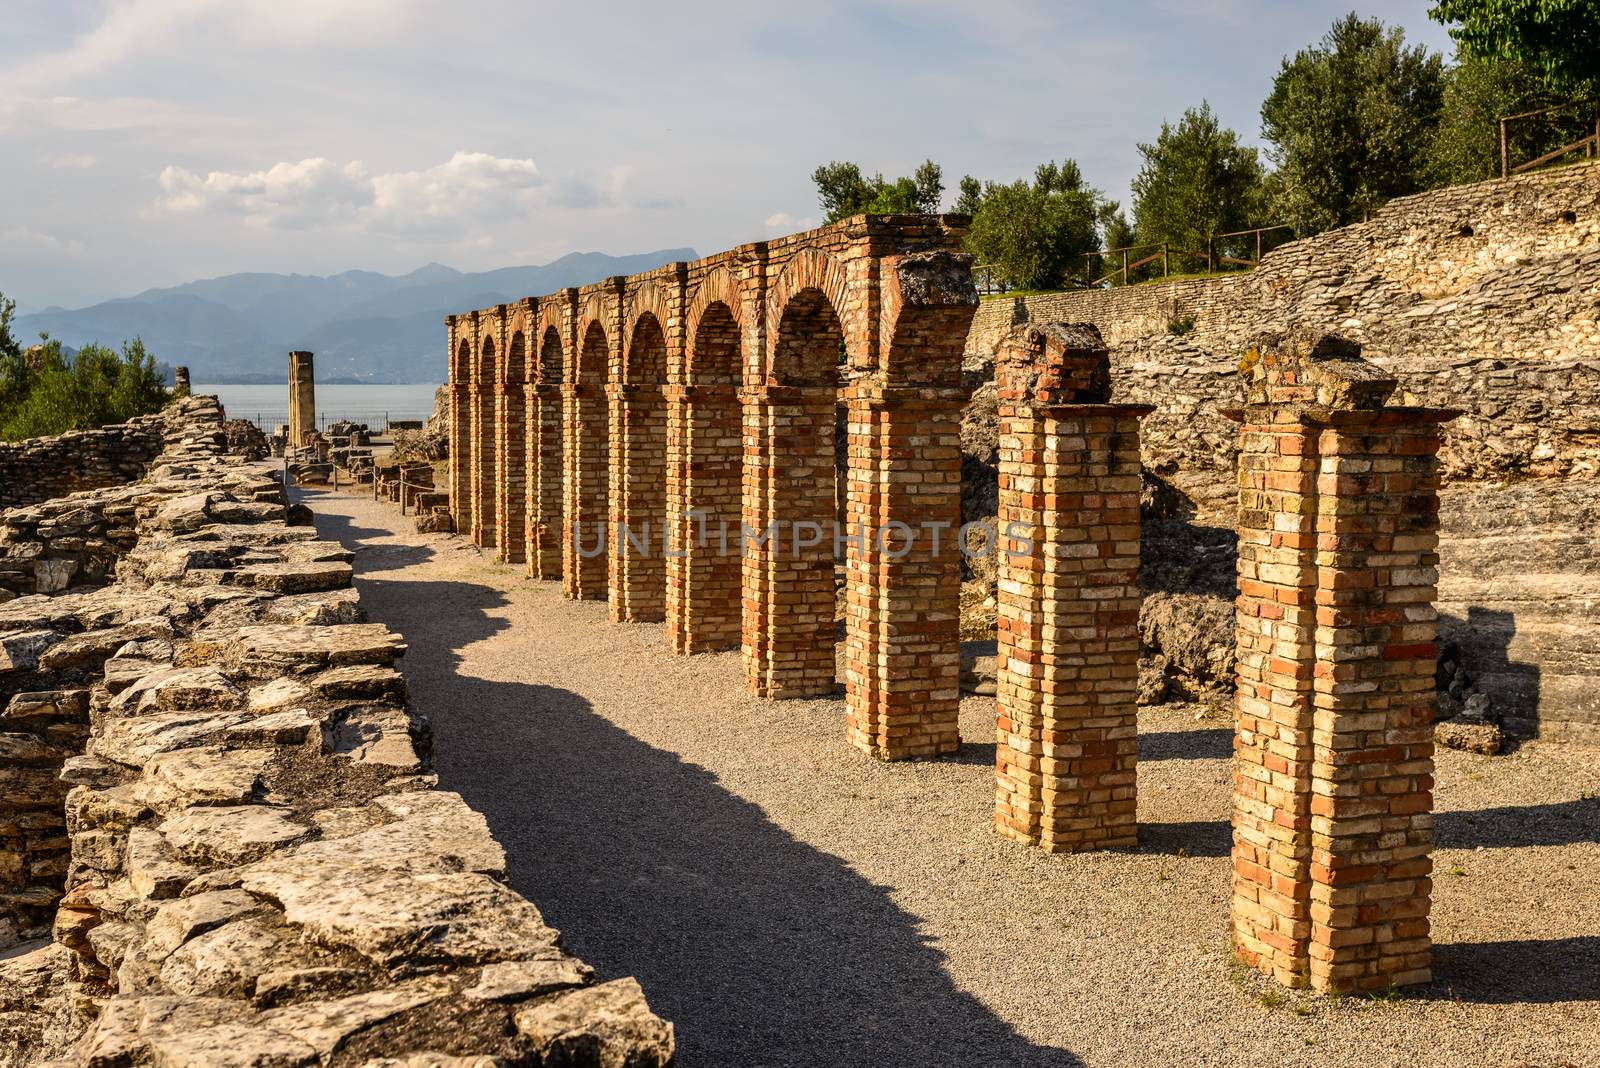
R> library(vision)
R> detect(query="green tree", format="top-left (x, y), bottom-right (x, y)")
top-left (953, 175), bottom-right (984, 217)
top-left (1131, 101), bottom-right (1265, 273)
top-left (1428, 54), bottom-right (1570, 184)
top-left (962, 159), bottom-right (1101, 291)
top-left (0, 333), bottom-right (170, 442)
top-left (811, 159), bottom-right (945, 223)
top-left (1430, 0), bottom-right (1600, 100)
top-left (1261, 13), bottom-right (1445, 235)
top-left (1093, 201), bottom-right (1138, 284)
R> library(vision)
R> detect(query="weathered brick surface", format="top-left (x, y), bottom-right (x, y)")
top-left (448, 216), bottom-right (980, 760)
top-left (1231, 332), bottom-right (1454, 993)
top-left (994, 325), bottom-right (1149, 849)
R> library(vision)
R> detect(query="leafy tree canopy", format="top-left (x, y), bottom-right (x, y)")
top-left (811, 159), bottom-right (944, 223)
top-left (0, 294), bottom-right (170, 442)
top-left (1261, 13), bottom-right (1445, 235)
top-left (1430, 0), bottom-right (1600, 99)
top-left (1427, 54), bottom-right (1571, 184)
top-left (1131, 101), bottom-right (1265, 272)
top-left (961, 160), bottom-right (1102, 291)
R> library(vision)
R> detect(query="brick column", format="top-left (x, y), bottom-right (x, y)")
top-left (841, 385), bottom-right (964, 760)
top-left (992, 325), bottom-right (1148, 850)
top-left (449, 382), bottom-right (470, 534)
top-left (1230, 333), bottom-right (1455, 994)
top-left (608, 384), bottom-right (667, 622)
top-left (495, 382), bottom-right (526, 564)
top-left (562, 383), bottom-right (608, 599)
top-left (470, 381), bottom-right (496, 548)
top-left (527, 382), bottom-right (563, 580)
top-left (741, 385), bottom-right (836, 697)
top-left (665, 385), bottom-right (742, 653)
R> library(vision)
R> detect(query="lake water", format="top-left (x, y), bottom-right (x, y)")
top-left (195, 383), bottom-right (442, 431)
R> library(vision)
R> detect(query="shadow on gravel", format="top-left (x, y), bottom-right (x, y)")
top-left (318, 554), bottom-right (1086, 1065)
top-left (1137, 821), bottom-right (1230, 857)
top-left (304, 489), bottom-right (438, 572)
top-left (1437, 797), bottom-right (1600, 849)
top-left (1429, 937), bottom-right (1600, 1004)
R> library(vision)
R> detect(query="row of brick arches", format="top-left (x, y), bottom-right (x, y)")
top-left (447, 216), bottom-right (978, 761)
top-left (446, 217), bottom-right (1451, 996)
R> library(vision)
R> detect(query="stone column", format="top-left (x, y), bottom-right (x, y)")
top-left (665, 384), bottom-right (743, 653)
top-left (528, 382), bottom-right (564, 580)
top-left (841, 384), bottom-right (965, 760)
top-left (607, 383), bottom-right (667, 622)
top-left (287, 350), bottom-right (315, 446)
top-left (173, 366), bottom-right (191, 397)
top-left (1231, 333), bottom-right (1455, 994)
top-left (496, 381), bottom-right (526, 564)
top-left (992, 324), bottom-right (1148, 851)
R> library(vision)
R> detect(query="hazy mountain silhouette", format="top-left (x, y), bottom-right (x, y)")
top-left (14, 249), bottom-right (697, 383)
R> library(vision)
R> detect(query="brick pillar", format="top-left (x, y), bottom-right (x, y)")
top-left (742, 385), bottom-right (836, 697)
top-left (562, 383), bottom-right (608, 599)
top-left (608, 384), bottom-right (667, 622)
top-left (449, 383), bottom-right (470, 534)
top-left (1231, 332), bottom-right (1455, 993)
top-left (496, 382), bottom-right (526, 564)
top-left (992, 325), bottom-right (1148, 850)
top-left (841, 385), bottom-right (964, 760)
top-left (526, 383), bottom-right (563, 579)
top-left (665, 385), bottom-right (742, 653)
top-left (470, 382), bottom-right (496, 548)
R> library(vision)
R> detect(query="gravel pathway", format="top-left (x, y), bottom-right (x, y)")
top-left (304, 485), bottom-right (1600, 1068)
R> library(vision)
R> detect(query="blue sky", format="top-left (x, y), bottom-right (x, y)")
top-left (0, 1), bottom-right (1455, 309)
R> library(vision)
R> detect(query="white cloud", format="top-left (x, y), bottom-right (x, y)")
top-left (764, 211), bottom-right (817, 231)
top-left (152, 151), bottom-right (637, 239)
top-left (158, 158), bottom-right (373, 229)
top-left (0, 226), bottom-right (87, 255)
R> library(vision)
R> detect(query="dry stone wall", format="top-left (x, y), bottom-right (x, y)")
top-left (0, 417), bottom-right (168, 512)
top-left (0, 397), bottom-right (673, 1067)
top-left (964, 163), bottom-right (1600, 742)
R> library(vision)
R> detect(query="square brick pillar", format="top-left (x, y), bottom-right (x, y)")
top-left (665, 385), bottom-right (742, 653)
top-left (992, 324), bottom-right (1149, 851)
top-left (469, 382), bottom-right (496, 548)
top-left (562, 384), bottom-right (608, 600)
top-left (608, 384), bottom-right (667, 622)
top-left (527, 383), bottom-right (564, 580)
top-left (741, 385), bottom-right (837, 698)
top-left (1230, 332), bottom-right (1456, 993)
top-left (495, 383), bottom-right (527, 565)
top-left (449, 383), bottom-right (471, 534)
top-left (841, 385), bottom-right (965, 760)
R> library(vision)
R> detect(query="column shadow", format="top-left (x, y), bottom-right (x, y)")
top-left (1428, 937), bottom-right (1600, 1004)
top-left (1437, 797), bottom-right (1599, 848)
top-left (334, 565), bottom-right (1085, 1065)
top-left (1439, 606), bottom-right (1542, 739)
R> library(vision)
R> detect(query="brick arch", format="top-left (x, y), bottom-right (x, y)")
top-left (770, 287), bottom-right (845, 388)
top-left (505, 331), bottom-right (529, 385)
top-left (535, 300), bottom-right (565, 384)
top-left (452, 336), bottom-right (472, 385)
top-left (686, 268), bottom-right (744, 386)
top-left (578, 319), bottom-right (608, 387)
top-left (765, 248), bottom-right (852, 375)
top-left (478, 330), bottom-right (497, 385)
top-left (879, 251), bottom-right (976, 389)
top-left (626, 312), bottom-right (667, 385)
top-left (538, 325), bottom-right (564, 385)
top-left (576, 294), bottom-right (611, 385)
top-left (625, 282), bottom-right (671, 362)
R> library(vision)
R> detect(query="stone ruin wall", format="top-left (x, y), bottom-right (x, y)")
top-left (0, 417), bottom-right (168, 512)
top-left (963, 162), bottom-right (1600, 744)
top-left (0, 398), bottom-right (673, 1067)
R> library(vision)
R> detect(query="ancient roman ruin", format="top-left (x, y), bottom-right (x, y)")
top-left (0, 162), bottom-right (1595, 1062)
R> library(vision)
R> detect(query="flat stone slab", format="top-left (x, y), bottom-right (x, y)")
top-left (233, 625), bottom-right (406, 675)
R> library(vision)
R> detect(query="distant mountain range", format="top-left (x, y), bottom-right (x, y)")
top-left (14, 249), bottom-right (698, 384)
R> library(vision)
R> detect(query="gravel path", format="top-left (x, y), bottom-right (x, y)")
top-left (304, 485), bottom-right (1600, 1068)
